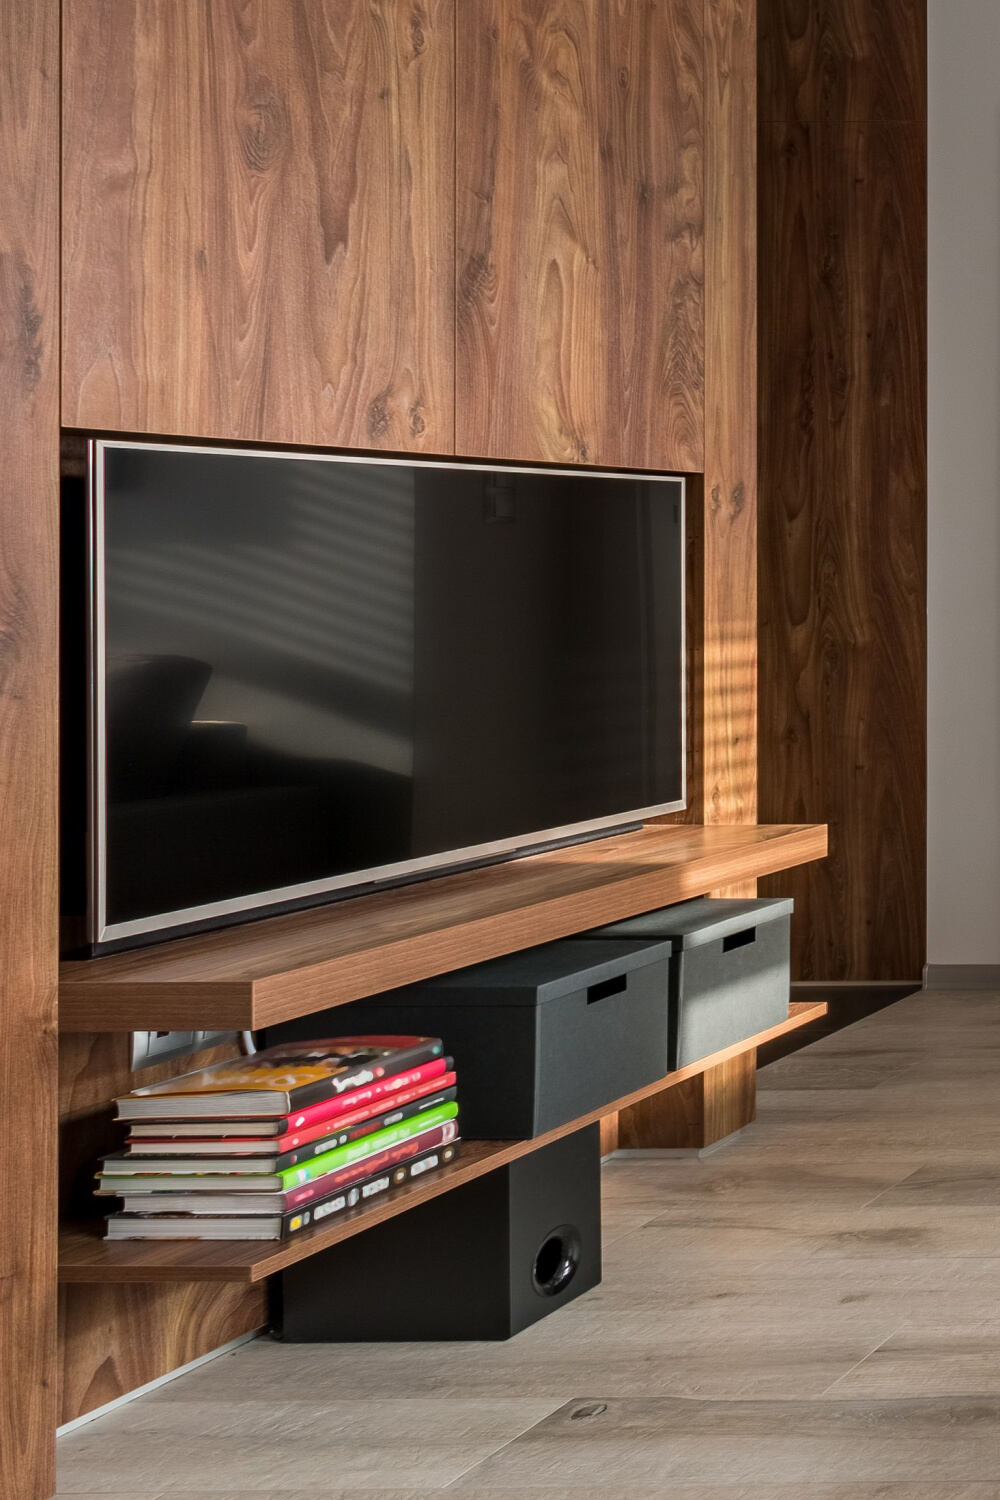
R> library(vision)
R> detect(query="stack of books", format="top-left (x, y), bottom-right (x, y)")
top-left (98, 1037), bottom-right (460, 1241)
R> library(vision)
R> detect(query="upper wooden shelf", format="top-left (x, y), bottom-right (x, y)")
top-left (58, 998), bottom-right (828, 1283)
top-left (59, 822), bottom-right (827, 1032)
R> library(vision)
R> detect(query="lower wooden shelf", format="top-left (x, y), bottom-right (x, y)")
top-left (58, 999), bottom-right (826, 1284)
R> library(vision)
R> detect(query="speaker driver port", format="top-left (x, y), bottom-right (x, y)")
top-left (532, 1224), bottom-right (581, 1297)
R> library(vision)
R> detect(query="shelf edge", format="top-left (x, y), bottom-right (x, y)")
top-left (58, 999), bottom-right (828, 1283)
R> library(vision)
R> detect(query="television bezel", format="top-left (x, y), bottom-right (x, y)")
top-left (85, 439), bottom-right (686, 946)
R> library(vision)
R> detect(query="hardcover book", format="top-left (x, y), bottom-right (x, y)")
top-left (102, 1098), bottom-right (459, 1181)
top-left (115, 1037), bottom-right (443, 1119)
top-left (122, 1056), bottom-right (451, 1135)
top-left (125, 1066), bottom-right (455, 1149)
top-left (122, 1084), bottom-right (458, 1170)
top-left (104, 1141), bottom-right (461, 1241)
top-left (98, 1118), bottom-right (460, 1213)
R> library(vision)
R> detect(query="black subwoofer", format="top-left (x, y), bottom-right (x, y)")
top-left (276, 1124), bottom-right (602, 1342)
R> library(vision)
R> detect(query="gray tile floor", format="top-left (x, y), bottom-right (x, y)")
top-left (56, 989), bottom-right (1000, 1498)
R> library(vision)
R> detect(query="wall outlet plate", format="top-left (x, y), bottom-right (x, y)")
top-left (130, 1029), bottom-right (238, 1072)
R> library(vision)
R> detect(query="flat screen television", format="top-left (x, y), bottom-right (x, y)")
top-left (62, 441), bottom-right (685, 952)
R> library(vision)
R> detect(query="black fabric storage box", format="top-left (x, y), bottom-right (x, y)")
top-left (278, 936), bottom-right (671, 1138)
top-left (276, 1125), bottom-right (602, 1342)
top-left (589, 896), bottom-right (793, 1068)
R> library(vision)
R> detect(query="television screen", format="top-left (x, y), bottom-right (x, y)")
top-left (65, 441), bottom-right (684, 949)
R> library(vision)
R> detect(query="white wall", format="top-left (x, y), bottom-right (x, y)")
top-left (927, 0), bottom-right (1000, 965)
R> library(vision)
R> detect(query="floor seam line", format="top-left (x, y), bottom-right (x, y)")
top-left (438, 1396), bottom-right (570, 1491)
top-left (814, 1323), bottom-right (909, 1397)
top-left (857, 1163), bottom-right (931, 1209)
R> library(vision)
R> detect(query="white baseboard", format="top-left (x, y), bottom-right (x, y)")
top-left (923, 963), bottom-right (1000, 990)
top-left (57, 1328), bottom-right (263, 1436)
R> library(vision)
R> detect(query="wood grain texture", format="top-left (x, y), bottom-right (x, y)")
top-left (618, 1049), bottom-right (756, 1149)
top-left (649, 0), bottom-right (758, 924)
top-left (58, 823), bottom-right (827, 1031)
top-left (757, 1), bottom-right (926, 978)
top-left (701, 0), bottom-right (758, 834)
top-left (58, 1282), bottom-right (267, 1427)
top-left (703, 1050), bottom-right (757, 1140)
top-left (657, 473), bottom-right (706, 830)
top-left (62, 0), bottom-right (455, 451)
top-left (58, 1001), bottom-right (825, 1285)
top-left (599, 1114), bottom-right (621, 1156)
top-left (455, 0), bottom-right (704, 469)
top-left (758, 0), bottom-right (926, 127)
top-left (616, 3), bottom-right (759, 1144)
top-left (58, 1033), bottom-right (273, 1427)
top-left (0, 0), bottom-right (59, 1494)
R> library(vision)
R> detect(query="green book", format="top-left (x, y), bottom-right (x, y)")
top-left (98, 1102), bottom-right (459, 1194)
top-left (278, 1101), bottom-right (458, 1187)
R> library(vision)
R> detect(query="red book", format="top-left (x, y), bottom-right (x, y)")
top-left (125, 1073), bottom-right (458, 1161)
top-left (125, 1056), bottom-right (452, 1137)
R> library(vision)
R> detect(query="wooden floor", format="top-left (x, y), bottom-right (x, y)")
top-left (757, 982), bottom-right (921, 1067)
top-left (56, 989), bottom-right (1000, 1498)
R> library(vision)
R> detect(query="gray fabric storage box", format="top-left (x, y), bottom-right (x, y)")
top-left (588, 897), bottom-right (793, 1068)
top-left (290, 937), bottom-right (672, 1139)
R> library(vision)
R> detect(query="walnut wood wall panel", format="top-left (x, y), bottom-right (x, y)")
top-left (701, 0), bottom-right (758, 837)
top-left (618, 1049), bottom-right (757, 1149)
top-left (656, 472), bottom-right (706, 831)
top-left (58, 1033), bottom-right (268, 1425)
top-left (757, 1), bottom-right (926, 978)
top-left (0, 2), bottom-right (59, 1495)
top-left (62, 0), bottom-right (455, 452)
top-left (455, 0), bottom-right (704, 470)
top-left (652, 0), bottom-right (757, 885)
top-left (58, 1282), bottom-right (267, 1428)
top-left (630, 0), bottom-right (759, 1144)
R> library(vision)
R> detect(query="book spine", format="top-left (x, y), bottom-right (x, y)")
top-left (118, 1087), bottom-right (459, 1171)
top-left (122, 1078), bottom-right (459, 1159)
top-left (282, 1141), bottom-right (461, 1238)
top-left (282, 1056), bottom-right (450, 1131)
top-left (279, 1102), bottom-right (459, 1189)
top-left (272, 1087), bottom-right (457, 1170)
top-left (95, 1110), bottom-right (460, 1196)
top-left (288, 1038), bottom-right (444, 1109)
top-left (275, 1068), bottom-right (456, 1148)
top-left (282, 1120), bottom-right (460, 1209)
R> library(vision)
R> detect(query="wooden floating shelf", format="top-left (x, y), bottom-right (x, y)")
top-left (58, 999), bottom-right (828, 1284)
top-left (59, 823), bottom-right (827, 1032)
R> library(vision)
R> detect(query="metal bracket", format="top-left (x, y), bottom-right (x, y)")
top-left (129, 1029), bottom-right (237, 1072)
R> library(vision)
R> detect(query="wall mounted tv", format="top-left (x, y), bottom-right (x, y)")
top-left (61, 441), bottom-right (685, 953)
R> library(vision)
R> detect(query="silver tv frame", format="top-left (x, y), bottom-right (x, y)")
top-left (87, 439), bottom-right (686, 945)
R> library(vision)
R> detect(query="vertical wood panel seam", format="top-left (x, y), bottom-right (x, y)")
top-left (452, 0), bottom-right (457, 455)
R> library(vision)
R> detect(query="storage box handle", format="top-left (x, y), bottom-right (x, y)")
top-left (722, 926), bottom-right (756, 953)
top-left (587, 973), bottom-right (627, 1004)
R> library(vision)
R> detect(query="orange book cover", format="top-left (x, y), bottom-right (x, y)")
top-left (117, 1037), bottom-right (444, 1118)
